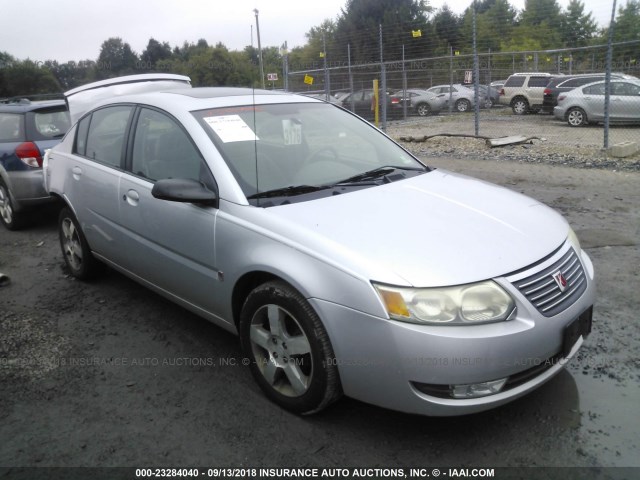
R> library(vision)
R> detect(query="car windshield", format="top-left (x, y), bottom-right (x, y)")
top-left (192, 102), bottom-right (427, 203)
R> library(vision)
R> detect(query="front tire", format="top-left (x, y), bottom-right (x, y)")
top-left (0, 180), bottom-right (23, 231)
top-left (455, 99), bottom-right (471, 112)
top-left (239, 281), bottom-right (341, 414)
top-left (566, 107), bottom-right (588, 127)
top-left (58, 207), bottom-right (101, 279)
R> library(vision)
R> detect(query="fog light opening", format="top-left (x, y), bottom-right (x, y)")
top-left (451, 378), bottom-right (507, 399)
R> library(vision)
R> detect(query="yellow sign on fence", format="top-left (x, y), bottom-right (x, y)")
top-left (304, 75), bottom-right (314, 85)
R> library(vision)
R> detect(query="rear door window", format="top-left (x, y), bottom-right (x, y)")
top-left (505, 76), bottom-right (525, 87)
top-left (85, 106), bottom-right (134, 167)
top-left (583, 84), bottom-right (605, 95)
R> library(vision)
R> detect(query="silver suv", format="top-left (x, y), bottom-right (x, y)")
top-left (499, 73), bottom-right (557, 114)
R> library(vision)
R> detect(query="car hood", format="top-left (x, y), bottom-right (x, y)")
top-left (268, 169), bottom-right (568, 287)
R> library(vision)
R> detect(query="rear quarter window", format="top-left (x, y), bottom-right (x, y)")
top-left (0, 113), bottom-right (24, 142)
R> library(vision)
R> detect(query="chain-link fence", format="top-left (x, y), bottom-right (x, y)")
top-left (286, 24), bottom-right (640, 157)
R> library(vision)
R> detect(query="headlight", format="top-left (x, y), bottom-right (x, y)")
top-left (373, 281), bottom-right (516, 326)
top-left (567, 227), bottom-right (582, 254)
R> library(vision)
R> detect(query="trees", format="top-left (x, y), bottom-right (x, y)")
top-left (614, 0), bottom-right (640, 42)
top-left (459, 0), bottom-right (517, 53)
top-left (0, 58), bottom-right (60, 97)
top-left (96, 38), bottom-right (139, 79)
top-left (560, 0), bottom-right (598, 48)
top-left (140, 38), bottom-right (172, 69)
top-left (335, 0), bottom-right (433, 62)
top-left (433, 5), bottom-right (461, 53)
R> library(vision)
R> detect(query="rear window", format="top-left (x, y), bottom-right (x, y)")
top-left (33, 109), bottom-right (71, 139)
top-left (505, 76), bottom-right (525, 87)
top-left (527, 76), bottom-right (552, 88)
top-left (0, 113), bottom-right (24, 142)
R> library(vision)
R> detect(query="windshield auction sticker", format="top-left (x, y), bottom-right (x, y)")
top-left (282, 119), bottom-right (302, 145)
top-left (203, 115), bottom-right (259, 143)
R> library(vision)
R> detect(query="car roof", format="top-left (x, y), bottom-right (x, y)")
top-left (509, 72), bottom-right (556, 77)
top-left (567, 78), bottom-right (640, 91)
top-left (85, 87), bottom-right (321, 116)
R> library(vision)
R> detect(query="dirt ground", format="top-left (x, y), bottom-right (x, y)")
top-left (0, 155), bottom-right (639, 474)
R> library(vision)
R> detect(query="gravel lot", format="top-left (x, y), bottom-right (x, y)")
top-left (388, 109), bottom-right (640, 171)
top-left (0, 113), bottom-right (639, 476)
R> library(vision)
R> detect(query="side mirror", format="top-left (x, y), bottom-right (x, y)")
top-left (151, 178), bottom-right (217, 206)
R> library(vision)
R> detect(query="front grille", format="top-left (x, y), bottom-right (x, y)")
top-left (512, 247), bottom-right (587, 317)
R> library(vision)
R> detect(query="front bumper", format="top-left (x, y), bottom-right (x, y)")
top-left (312, 247), bottom-right (595, 416)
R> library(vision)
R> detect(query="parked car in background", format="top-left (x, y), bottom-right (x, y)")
top-left (44, 75), bottom-right (595, 417)
top-left (0, 97), bottom-right (70, 229)
top-left (332, 91), bottom-right (351, 102)
top-left (304, 92), bottom-right (341, 104)
top-left (554, 79), bottom-right (640, 126)
top-left (499, 72), bottom-right (557, 114)
top-left (340, 89), bottom-right (402, 120)
top-left (392, 89), bottom-right (447, 116)
top-left (490, 79), bottom-right (507, 91)
top-left (425, 84), bottom-right (485, 112)
top-left (478, 85), bottom-right (501, 108)
top-left (542, 73), bottom-right (637, 113)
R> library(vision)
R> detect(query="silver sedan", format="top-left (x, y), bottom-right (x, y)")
top-left (393, 89), bottom-right (447, 116)
top-left (554, 79), bottom-right (640, 126)
top-left (45, 75), bottom-right (595, 416)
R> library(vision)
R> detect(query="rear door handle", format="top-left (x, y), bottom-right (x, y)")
top-left (123, 189), bottom-right (140, 206)
top-left (71, 166), bottom-right (82, 180)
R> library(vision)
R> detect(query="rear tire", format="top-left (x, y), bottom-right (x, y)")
top-left (455, 99), bottom-right (471, 112)
top-left (416, 103), bottom-right (431, 116)
top-left (58, 207), bottom-right (101, 279)
top-left (566, 107), bottom-right (588, 127)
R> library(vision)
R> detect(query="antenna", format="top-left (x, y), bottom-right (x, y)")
top-left (254, 9), bottom-right (266, 90)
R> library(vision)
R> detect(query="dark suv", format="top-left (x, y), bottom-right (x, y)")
top-left (541, 73), bottom-right (637, 113)
top-left (0, 98), bottom-right (70, 229)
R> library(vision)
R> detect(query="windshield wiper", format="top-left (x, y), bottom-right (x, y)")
top-left (333, 165), bottom-right (426, 185)
top-left (247, 184), bottom-right (330, 200)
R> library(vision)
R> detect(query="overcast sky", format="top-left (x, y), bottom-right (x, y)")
top-left (0, 0), bottom-right (618, 63)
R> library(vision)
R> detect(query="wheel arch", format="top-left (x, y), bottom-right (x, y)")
top-left (231, 270), bottom-right (282, 327)
top-left (565, 106), bottom-right (588, 125)
top-left (511, 95), bottom-right (529, 106)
